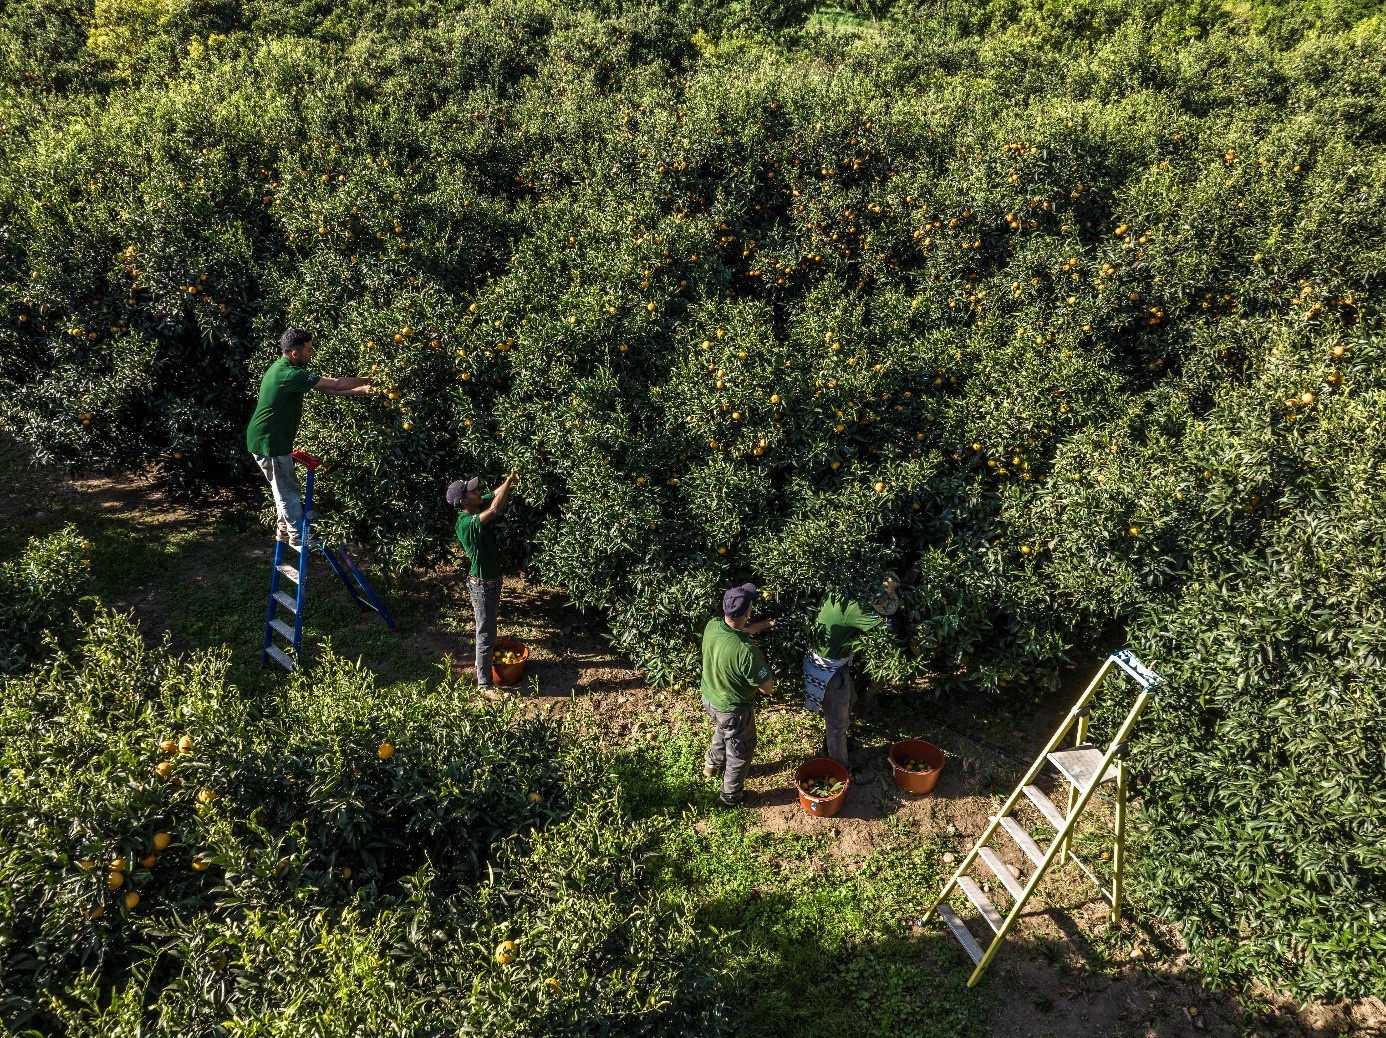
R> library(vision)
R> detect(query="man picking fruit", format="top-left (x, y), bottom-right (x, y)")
top-left (245, 327), bottom-right (373, 548)
top-left (804, 575), bottom-right (904, 777)
top-left (700, 583), bottom-right (776, 808)
top-left (446, 471), bottom-right (517, 692)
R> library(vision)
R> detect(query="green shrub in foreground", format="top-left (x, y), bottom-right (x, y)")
top-left (0, 611), bottom-right (727, 1036)
top-left (0, 524), bottom-right (91, 673)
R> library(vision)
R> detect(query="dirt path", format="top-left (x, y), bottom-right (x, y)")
top-left (4, 462), bottom-right (1381, 1038)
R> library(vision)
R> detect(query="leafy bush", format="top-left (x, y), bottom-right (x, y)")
top-left (0, 611), bottom-right (726, 1035)
top-left (2, 0), bottom-right (1385, 999)
top-left (0, 524), bottom-right (91, 673)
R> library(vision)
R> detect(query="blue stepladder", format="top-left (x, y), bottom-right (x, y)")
top-left (261, 450), bottom-right (398, 672)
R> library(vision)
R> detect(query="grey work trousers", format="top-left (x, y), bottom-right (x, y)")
top-left (820, 666), bottom-right (856, 769)
top-left (703, 699), bottom-right (757, 803)
top-left (251, 454), bottom-right (304, 541)
top-left (468, 576), bottom-right (502, 688)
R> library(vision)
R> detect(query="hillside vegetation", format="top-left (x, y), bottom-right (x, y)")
top-left (0, 0), bottom-right (1382, 1005)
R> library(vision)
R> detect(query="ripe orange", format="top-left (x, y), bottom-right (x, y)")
top-left (155, 761), bottom-right (173, 779)
top-left (191, 858), bottom-right (211, 872)
top-left (873, 481), bottom-right (885, 493)
top-left (159, 738), bottom-right (176, 754)
top-left (153, 832), bottom-right (172, 852)
top-left (378, 741), bottom-right (395, 760)
top-left (140, 854), bottom-right (157, 869)
top-left (495, 940), bottom-right (517, 964)
top-left (124, 892), bottom-right (140, 910)
top-left (107, 871), bottom-right (125, 890)
top-left (196, 788), bottom-right (218, 805)
top-left (178, 735), bottom-right (193, 753)
top-left (527, 792), bottom-right (542, 803)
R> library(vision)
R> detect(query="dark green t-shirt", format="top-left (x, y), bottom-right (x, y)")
top-left (700, 618), bottom-right (770, 712)
top-left (245, 356), bottom-right (321, 456)
top-left (811, 596), bottom-right (884, 659)
top-left (455, 494), bottom-right (500, 579)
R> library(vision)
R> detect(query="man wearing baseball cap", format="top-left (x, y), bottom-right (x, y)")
top-left (700, 582), bottom-right (776, 807)
top-left (447, 470), bottom-right (516, 691)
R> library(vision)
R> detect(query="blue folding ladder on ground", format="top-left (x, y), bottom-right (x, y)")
top-left (260, 450), bottom-right (399, 671)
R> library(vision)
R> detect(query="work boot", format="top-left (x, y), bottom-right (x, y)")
top-left (716, 792), bottom-right (744, 809)
top-left (702, 762), bottom-right (720, 780)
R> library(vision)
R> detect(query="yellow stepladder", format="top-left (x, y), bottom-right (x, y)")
top-left (921, 649), bottom-right (1162, 987)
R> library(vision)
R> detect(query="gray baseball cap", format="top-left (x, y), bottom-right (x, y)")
top-left (445, 477), bottom-right (480, 506)
top-left (722, 583), bottom-right (757, 618)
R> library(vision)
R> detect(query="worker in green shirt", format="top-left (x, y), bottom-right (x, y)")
top-left (701, 583), bottom-right (776, 807)
top-left (245, 328), bottom-right (373, 547)
top-left (446, 471), bottom-right (517, 691)
top-left (804, 577), bottom-right (902, 775)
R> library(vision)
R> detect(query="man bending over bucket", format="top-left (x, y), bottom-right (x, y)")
top-left (245, 327), bottom-right (373, 548)
top-left (803, 575), bottom-right (903, 777)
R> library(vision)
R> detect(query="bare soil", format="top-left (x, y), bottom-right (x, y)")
top-left (4, 465), bottom-right (1381, 1038)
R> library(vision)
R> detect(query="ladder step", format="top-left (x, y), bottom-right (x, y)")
top-left (273, 591), bottom-right (298, 613)
top-left (999, 816), bottom-right (1046, 866)
top-left (276, 563), bottom-right (300, 584)
top-left (978, 847), bottom-right (1026, 901)
top-left (957, 876), bottom-right (1006, 934)
top-left (269, 618), bottom-right (296, 642)
top-left (1048, 745), bottom-right (1118, 790)
top-left (935, 902), bottom-right (983, 965)
top-left (1022, 784), bottom-right (1068, 831)
top-left (265, 645), bottom-right (295, 671)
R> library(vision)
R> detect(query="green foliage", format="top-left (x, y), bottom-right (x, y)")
top-left (0, 524), bottom-right (91, 673)
top-left (0, 612), bottom-right (726, 1035)
top-left (1, 0), bottom-right (1385, 1000)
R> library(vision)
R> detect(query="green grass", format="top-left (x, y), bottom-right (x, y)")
top-left (612, 728), bottom-right (994, 1037)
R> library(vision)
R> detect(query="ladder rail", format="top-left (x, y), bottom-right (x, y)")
top-left (260, 454), bottom-right (398, 671)
top-left (966, 685), bottom-right (1152, 986)
top-left (922, 656), bottom-right (1117, 925)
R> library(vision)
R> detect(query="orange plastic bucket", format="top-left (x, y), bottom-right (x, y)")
top-left (795, 757), bottom-right (850, 818)
top-left (889, 739), bottom-right (946, 795)
top-left (491, 638), bottom-right (529, 687)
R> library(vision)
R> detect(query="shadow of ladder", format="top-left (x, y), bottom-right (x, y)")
top-left (260, 450), bottom-right (399, 672)
top-left (921, 649), bottom-right (1162, 987)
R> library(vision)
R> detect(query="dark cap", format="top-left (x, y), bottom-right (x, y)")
top-left (445, 477), bottom-right (480, 506)
top-left (722, 583), bottom-right (757, 619)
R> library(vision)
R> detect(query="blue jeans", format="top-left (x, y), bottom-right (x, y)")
top-left (468, 577), bottom-right (501, 687)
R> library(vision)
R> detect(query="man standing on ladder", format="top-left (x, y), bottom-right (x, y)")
top-left (447, 472), bottom-right (517, 693)
top-left (245, 328), bottom-right (373, 547)
top-left (804, 574), bottom-right (904, 778)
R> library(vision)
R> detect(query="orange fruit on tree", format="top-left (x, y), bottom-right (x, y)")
top-left (155, 761), bottom-right (173, 779)
top-left (140, 854), bottom-right (157, 869)
top-left (152, 832), bottom-right (172, 852)
top-left (196, 788), bottom-right (218, 805)
top-left (378, 741), bottom-right (395, 760)
top-left (178, 735), bottom-right (193, 753)
top-left (107, 871), bottom-right (125, 890)
top-left (124, 892), bottom-right (140, 910)
top-left (495, 940), bottom-right (517, 964)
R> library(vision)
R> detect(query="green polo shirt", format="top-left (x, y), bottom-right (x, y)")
top-left (700, 618), bottom-right (770, 712)
top-left (811, 596), bottom-right (884, 659)
top-left (245, 356), bottom-right (321, 456)
top-left (456, 494), bottom-right (500, 579)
